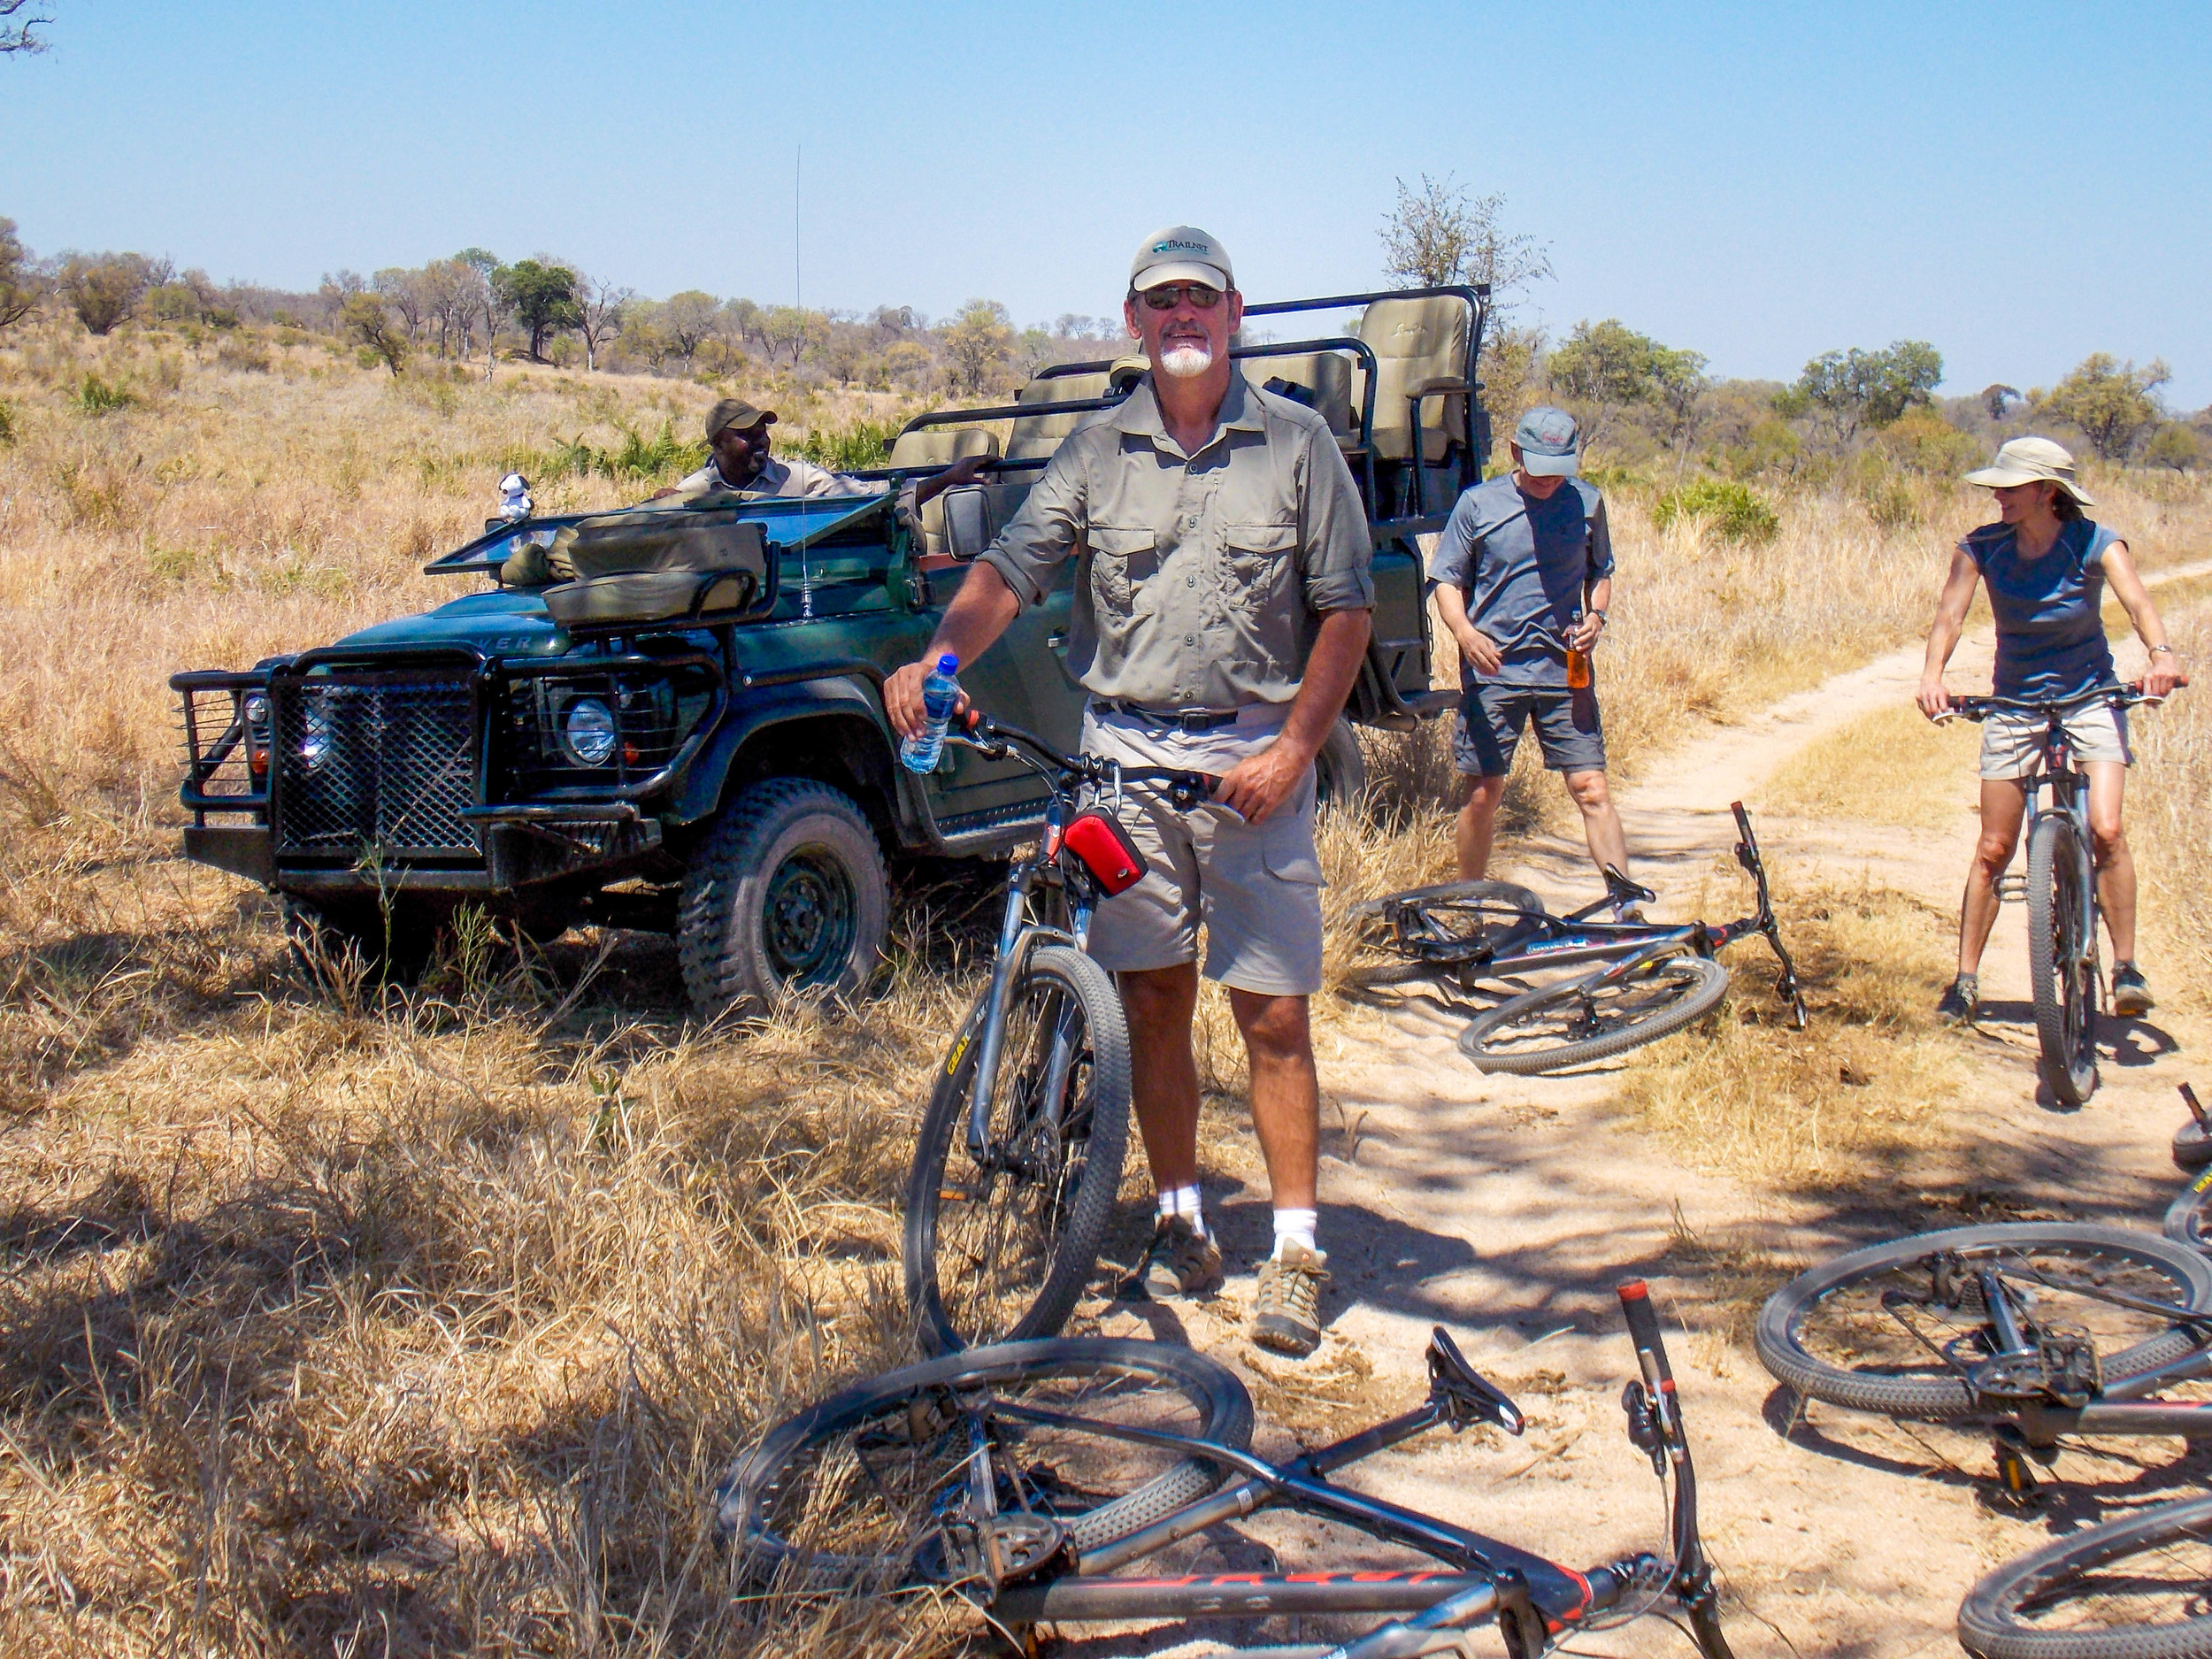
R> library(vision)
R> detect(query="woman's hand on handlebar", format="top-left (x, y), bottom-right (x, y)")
top-left (884, 657), bottom-right (972, 741)
top-left (2141, 654), bottom-right (2188, 701)
top-left (1916, 677), bottom-right (1952, 720)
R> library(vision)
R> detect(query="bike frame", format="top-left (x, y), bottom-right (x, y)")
top-left (949, 717), bottom-right (1214, 1167)
top-left (977, 1285), bottom-right (1732, 1659)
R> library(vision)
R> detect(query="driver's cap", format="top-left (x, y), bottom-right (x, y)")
top-left (1130, 226), bottom-right (1233, 293)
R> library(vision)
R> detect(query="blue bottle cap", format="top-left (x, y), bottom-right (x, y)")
top-left (936, 653), bottom-right (959, 674)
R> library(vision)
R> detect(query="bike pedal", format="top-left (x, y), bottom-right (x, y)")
top-left (1996, 874), bottom-right (2028, 903)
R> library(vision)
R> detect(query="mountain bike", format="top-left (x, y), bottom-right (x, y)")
top-left (1933, 683), bottom-right (2171, 1108)
top-left (720, 1281), bottom-right (1735, 1659)
top-left (1755, 1154), bottom-right (2212, 1659)
top-left (902, 712), bottom-right (1217, 1357)
top-left (1348, 801), bottom-right (1806, 1074)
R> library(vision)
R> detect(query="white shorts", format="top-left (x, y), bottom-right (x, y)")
top-left (1978, 701), bottom-right (2131, 781)
top-left (1078, 704), bottom-right (1325, 997)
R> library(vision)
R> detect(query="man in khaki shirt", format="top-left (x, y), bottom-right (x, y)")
top-left (651, 397), bottom-right (874, 506)
top-left (887, 226), bottom-right (1372, 1358)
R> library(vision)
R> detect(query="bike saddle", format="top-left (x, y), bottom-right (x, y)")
top-left (1601, 866), bottom-right (1656, 907)
top-left (1426, 1325), bottom-right (1525, 1435)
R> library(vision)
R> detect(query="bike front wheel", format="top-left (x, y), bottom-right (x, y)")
top-left (1456, 951), bottom-right (1729, 1074)
top-left (1755, 1223), bottom-right (2212, 1420)
top-left (904, 944), bottom-right (1132, 1356)
top-left (1958, 1492), bottom-right (2212, 1659)
top-left (719, 1336), bottom-right (1254, 1590)
top-left (2028, 814), bottom-right (2100, 1107)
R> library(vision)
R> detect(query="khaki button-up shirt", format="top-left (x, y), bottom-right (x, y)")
top-left (648, 452), bottom-right (884, 510)
top-left (980, 373), bottom-right (1372, 710)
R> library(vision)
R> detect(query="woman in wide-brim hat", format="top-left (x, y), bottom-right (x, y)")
top-left (1917, 435), bottom-right (2186, 1026)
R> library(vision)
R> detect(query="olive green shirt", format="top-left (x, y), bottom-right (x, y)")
top-left (980, 373), bottom-right (1373, 710)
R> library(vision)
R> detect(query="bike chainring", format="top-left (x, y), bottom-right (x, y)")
top-left (1967, 1328), bottom-right (2104, 1408)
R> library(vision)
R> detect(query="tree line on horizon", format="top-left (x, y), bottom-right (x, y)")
top-left (3, 194), bottom-right (2204, 485)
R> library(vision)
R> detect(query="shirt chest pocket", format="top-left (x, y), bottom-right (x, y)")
top-left (1089, 526), bottom-right (1162, 612)
top-left (1224, 522), bottom-right (1298, 605)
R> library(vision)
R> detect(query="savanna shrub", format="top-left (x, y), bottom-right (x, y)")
top-left (0, 399), bottom-right (14, 445)
top-left (75, 373), bottom-right (134, 415)
top-left (1653, 478), bottom-right (1779, 544)
top-left (1861, 473), bottom-right (1920, 530)
top-left (1878, 409), bottom-right (1981, 478)
top-left (799, 418), bottom-right (897, 472)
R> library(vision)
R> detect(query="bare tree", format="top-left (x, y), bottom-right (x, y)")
top-left (572, 272), bottom-right (633, 373)
top-left (1380, 174), bottom-right (1553, 309)
top-left (58, 252), bottom-right (151, 335)
top-left (373, 267), bottom-right (428, 340)
top-left (659, 290), bottom-right (719, 372)
top-left (1, 0), bottom-right (51, 54)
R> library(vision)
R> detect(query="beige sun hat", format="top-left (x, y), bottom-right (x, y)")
top-left (1964, 435), bottom-right (2095, 507)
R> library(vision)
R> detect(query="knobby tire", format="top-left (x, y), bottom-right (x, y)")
top-left (904, 945), bottom-right (1131, 1356)
top-left (1457, 952), bottom-right (1729, 1075)
top-left (2027, 816), bottom-right (2100, 1108)
top-left (1958, 1491), bottom-right (2212, 1659)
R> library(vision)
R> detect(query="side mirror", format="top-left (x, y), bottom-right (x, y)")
top-left (941, 484), bottom-right (994, 562)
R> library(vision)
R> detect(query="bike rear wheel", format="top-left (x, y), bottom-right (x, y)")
top-left (1345, 879), bottom-right (1548, 993)
top-left (2028, 815), bottom-right (2100, 1108)
top-left (719, 1336), bottom-right (1253, 1590)
top-left (1755, 1224), bottom-right (2212, 1420)
top-left (1958, 1492), bottom-right (2212, 1659)
top-left (904, 945), bottom-right (1131, 1356)
top-left (2164, 1168), bottom-right (2212, 1254)
top-left (1456, 952), bottom-right (1729, 1074)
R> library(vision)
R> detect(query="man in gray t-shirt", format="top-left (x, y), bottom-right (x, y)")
top-left (1426, 406), bottom-right (1632, 891)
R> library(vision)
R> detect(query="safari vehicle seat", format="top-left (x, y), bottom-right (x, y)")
top-left (1356, 294), bottom-right (1471, 471)
top-left (1241, 350), bottom-right (1356, 443)
top-left (1004, 357), bottom-right (1148, 462)
top-left (887, 428), bottom-right (1002, 565)
top-left (535, 509), bottom-right (772, 631)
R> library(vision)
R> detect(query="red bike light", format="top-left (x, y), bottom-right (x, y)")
top-left (1063, 809), bottom-right (1148, 896)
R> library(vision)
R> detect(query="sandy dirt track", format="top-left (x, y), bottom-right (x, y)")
top-left (1060, 563), bottom-right (2212, 1658)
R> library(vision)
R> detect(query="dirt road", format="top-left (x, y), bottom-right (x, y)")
top-left (1072, 568), bottom-right (2211, 1657)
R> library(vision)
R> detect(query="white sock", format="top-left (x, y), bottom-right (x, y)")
top-left (1157, 1185), bottom-right (1209, 1237)
top-left (1271, 1208), bottom-right (1318, 1259)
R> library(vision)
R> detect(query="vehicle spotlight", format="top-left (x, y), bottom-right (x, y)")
top-left (561, 697), bottom-right (618, 767)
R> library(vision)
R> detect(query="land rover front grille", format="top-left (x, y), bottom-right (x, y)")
top-left (273, 674), bottom-right (479, 858)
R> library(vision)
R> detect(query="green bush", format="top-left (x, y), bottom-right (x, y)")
top-left (1653, 477), bottom-right (1778, 544)
top-left (1861, 474), bottom-right (1919, 530)
top-left (798, 417), bottom-right (897, 472)
top-left (0, 399), bottom-right (15, 446)
top-left (76, 373), bottom-right (135, 416)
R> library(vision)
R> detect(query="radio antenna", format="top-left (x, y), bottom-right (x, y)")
top-left (795, 145), bottom-right (803, 311)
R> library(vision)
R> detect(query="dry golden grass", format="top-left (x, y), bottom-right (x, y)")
top-left (2134, 602), bottom-right (2212, 1006)
top-left (1764, 703), bottom-right (1981, 830)
top-left (3, 313), bottom-right (2208, 1653)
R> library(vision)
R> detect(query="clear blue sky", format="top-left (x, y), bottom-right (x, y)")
top-left (4, 1), bottom-right (2207, 405)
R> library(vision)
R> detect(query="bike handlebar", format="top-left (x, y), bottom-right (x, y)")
top-left (955, 710), bottom-right (1222, 808)
top-left (1935, 680), bottom-right (2174, 724)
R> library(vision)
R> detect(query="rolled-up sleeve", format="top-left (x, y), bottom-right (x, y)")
top-left (1586, 492), bottom-right (1615, 580)
top-left (1427, 491), bottom-right (1480, 591)
top-left (978, 444), bottom-right (1087, 611)
top-left (1297, 431), bottom-right (1374, 613)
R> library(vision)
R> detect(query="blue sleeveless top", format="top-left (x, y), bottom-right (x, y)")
top-left (1961, 518), bottom-right (2119, 701)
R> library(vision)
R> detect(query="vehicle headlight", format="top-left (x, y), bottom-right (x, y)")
top-left (561, 697), bottom-right (618, 766)
top-left (298, 701), bottom-right (332, 772)
top-left (242, 692), bottom-right (271, 729)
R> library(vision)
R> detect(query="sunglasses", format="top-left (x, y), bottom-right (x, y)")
top-left (1139, 282), bottom-right (1225, 311)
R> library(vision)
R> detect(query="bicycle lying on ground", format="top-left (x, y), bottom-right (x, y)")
top-left (1755, 1104), bottom-right (2212, 1658)
top-left (1348, 802), bottom-right (1806, 1075)
top-left (1932, 682), bottom-right (2172, 1108)
top-left (721, 1281), bottom-right (1736, 1659)
top-left (902, 712), bottom-right (1217, 1357)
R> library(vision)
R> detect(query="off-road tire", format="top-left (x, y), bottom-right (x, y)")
top-left (2175, 1120), bottom-right (2212, 1173)
top-left (1755, 1223), bottom-right (2212, 1420)
top-left (1344, 879), bottom-right (1549, 995)
top-left (1314, 716), bottom-right (1369, 814)
top-left (1958, 1492), bottom-right (2212, 1659)
top-left (1457, 952), bottom-right (1729, 1074)
top-left (2165, 1167), bottom-right (2212, 1253)
top-left (718, 1336), bottom-right (1252, 1587)
top-left (2028, 815), bottom-right (2100, 1108)
top-left (677, 779), bottom-right (889, 1018)
top-left (905, 945), bottom-right (1132, 1355)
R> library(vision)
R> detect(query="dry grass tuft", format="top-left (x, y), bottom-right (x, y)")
top-left (2134, 603), bottom-right (2212, 1006)
top-left (1609, 864), bottom-right (1962, 1186)
top-left (1763, 703), bottom-right (1981, 830)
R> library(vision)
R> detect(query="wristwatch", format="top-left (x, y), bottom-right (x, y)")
top-left (2150, 643), bottom-right (2175, 656)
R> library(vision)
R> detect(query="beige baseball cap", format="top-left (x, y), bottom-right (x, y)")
top-left (1965, 435), bottom-right (2095, 507)
top-left (1130, 225), bottom-right (1233, 293)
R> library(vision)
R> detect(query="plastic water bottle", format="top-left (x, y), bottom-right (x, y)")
top-left (899, 654), bottom-right (962, 773)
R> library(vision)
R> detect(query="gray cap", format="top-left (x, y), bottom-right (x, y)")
top-left (1130, 225), bottom-right (1233, 293)
top-left (1512, 405), bottom-right (1580, 476)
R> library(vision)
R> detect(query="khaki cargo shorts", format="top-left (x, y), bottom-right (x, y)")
top-left (1979, 700), bottom-right (2131, 780)
top-left (1079, 704), bottom-right (1325, 997)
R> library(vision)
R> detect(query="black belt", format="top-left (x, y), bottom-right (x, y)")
top-left (1094, 699), bottom-right (1243, 733)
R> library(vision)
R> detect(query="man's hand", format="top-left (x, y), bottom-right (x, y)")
top-left (885, 657), bottom-right (972, 741)
top-left (1214, 734), bottom-right (1316, 826)
top-left (1566, 612), bottom-right (1605, 651)
top-left (911, 452), bottom-right (992, 509)
top-left (1916, 677), bottom-right (1952, 719)
top-left (1455, 625), bottom-right (1503, 678)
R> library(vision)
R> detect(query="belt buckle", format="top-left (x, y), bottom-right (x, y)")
top-left (1178, 710), bottom-right (1210, 733)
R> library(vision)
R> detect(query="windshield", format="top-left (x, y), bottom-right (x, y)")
top-left (423, 492), bottom-right (892, 576)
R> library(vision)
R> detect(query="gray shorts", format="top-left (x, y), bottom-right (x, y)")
top-left (1979, 701), bottom-right (2131, 780)
top-left (1454, 683), bottom-right (1607, 777)
top-left (1078, 706), bottom-right (1325, 997)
